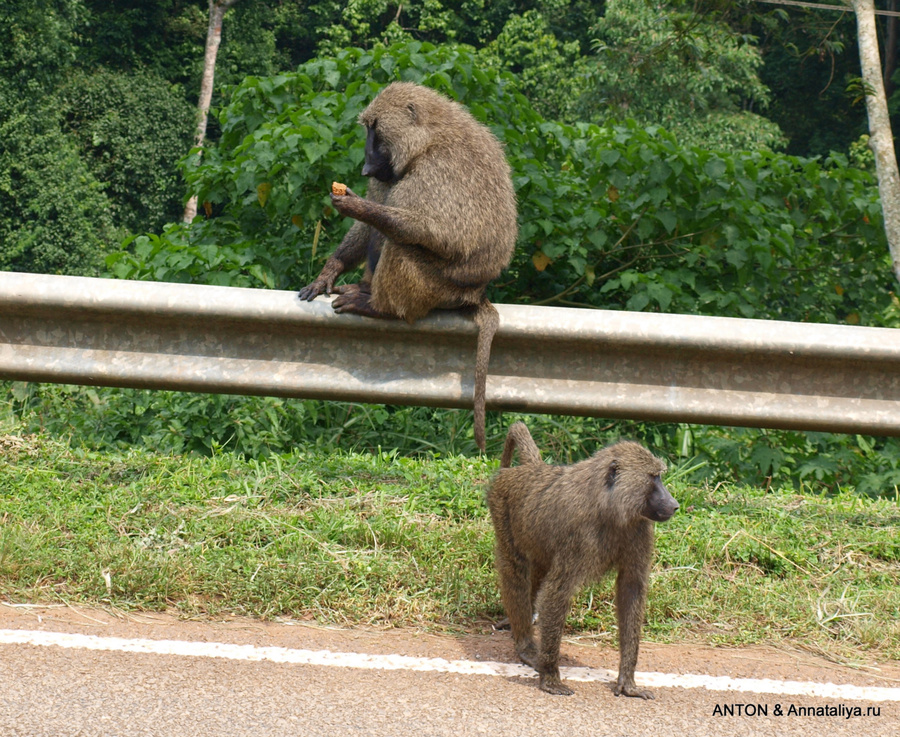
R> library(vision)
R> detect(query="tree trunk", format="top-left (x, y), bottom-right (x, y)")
top-left (850, 0), bottom-right (900, 284)
top-left (183, 0), bottom-right (240, 224)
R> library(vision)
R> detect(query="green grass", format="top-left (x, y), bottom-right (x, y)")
top-left (1, 432), bottom-right (898, 664)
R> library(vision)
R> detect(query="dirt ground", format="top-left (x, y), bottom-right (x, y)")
top-left (3, 601), bottom-right (898, 690)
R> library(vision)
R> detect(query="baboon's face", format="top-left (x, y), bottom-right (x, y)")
top-left (642, 474), bottom-right (679, 522)
top-left (361, 124), bottom-right (395, 182)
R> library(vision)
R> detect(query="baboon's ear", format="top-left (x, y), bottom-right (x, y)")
top-left (606, 459), bottom-right (619, 488)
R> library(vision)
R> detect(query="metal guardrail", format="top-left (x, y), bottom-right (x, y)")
top-left (1, 271), bottom-right (899, 436)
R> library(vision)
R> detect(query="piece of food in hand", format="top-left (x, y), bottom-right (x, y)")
top-left (331, 182), bottom-right (347, 196)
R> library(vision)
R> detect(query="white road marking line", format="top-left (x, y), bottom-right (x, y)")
top-left (2, 628), bottom-right (898, 702)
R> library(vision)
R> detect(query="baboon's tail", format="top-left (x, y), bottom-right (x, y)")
top-left (500, 421), bottom-right (543, 468)
top-left (473, 298), bottom-right (500, 452)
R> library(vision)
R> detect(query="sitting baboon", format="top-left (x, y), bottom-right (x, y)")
top-left (299, 82), bottom-right (518, 451)
top-left (486, 422), bottom-right (679, 696)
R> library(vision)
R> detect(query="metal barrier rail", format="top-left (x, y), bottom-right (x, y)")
top-left (1, 271), bottom-right (899, 436)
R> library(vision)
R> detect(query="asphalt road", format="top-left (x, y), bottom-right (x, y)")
top-left (1, 605), bottom-right (897, 737)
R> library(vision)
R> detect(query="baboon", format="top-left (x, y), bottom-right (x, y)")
top-left (486, 422), bottom-right (679, 697)
top-left (298, 82), bottom-right (518, 451)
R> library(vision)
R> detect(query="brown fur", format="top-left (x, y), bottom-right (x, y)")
top-left (299, 82), bottom-right (517, 451)
top-left (486, 422), bottom-right (679, 696)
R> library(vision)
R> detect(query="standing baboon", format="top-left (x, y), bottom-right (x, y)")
top-left (487, 422), bottom-right (679, 696)
top-left (298, 82), bottom-right (518, 451)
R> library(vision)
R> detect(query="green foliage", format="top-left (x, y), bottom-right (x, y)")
top-left (8, 380), bottom-right (900, 499)
top-left (0, 96), bottom-right (121, 276)
top-left (77, 0), bottom-right (208, 90)
top-left (685, 427), bottom-right (900, 498)
top-left (0, 0), bottom-right (83, 92)
top-left (578, 0), bottom-right (786, 151)
top-left (479, 10), bottom-right (583, 122)
top-left (752, 2), bottom-right (865, 157)
top-left (0, 0), bottom-right (121, 275)
top-left (214, 0), bottom-right (282, 86)
top-left (516, 128), bottom-right (891, 325)
top-left (8, 382), bottom-right (301, 457)
top-left (848, 134), bottom-right (875, 172)
top-left (6, 381), bottom-right (489, 458)
top-left (59, 68), bottom-right (196, 233)
top-left (111, 227), bottom-right (272, 287)
top-left (315, 0), bottom-right (529, 56)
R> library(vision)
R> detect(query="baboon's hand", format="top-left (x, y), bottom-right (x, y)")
top-left (298, 276), bottom-right (333, 301)
top-left (299, 260), bottom-right (344, 301)
top-left (330, 187), bottom-right (363, 218)
top-left (613, 681), bottom-right (654, 700)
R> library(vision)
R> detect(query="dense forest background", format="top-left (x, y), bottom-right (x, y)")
top-left (3, 0), bottom-right (894, 284)
top-left (2, 0), bottom-right (900, 494)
